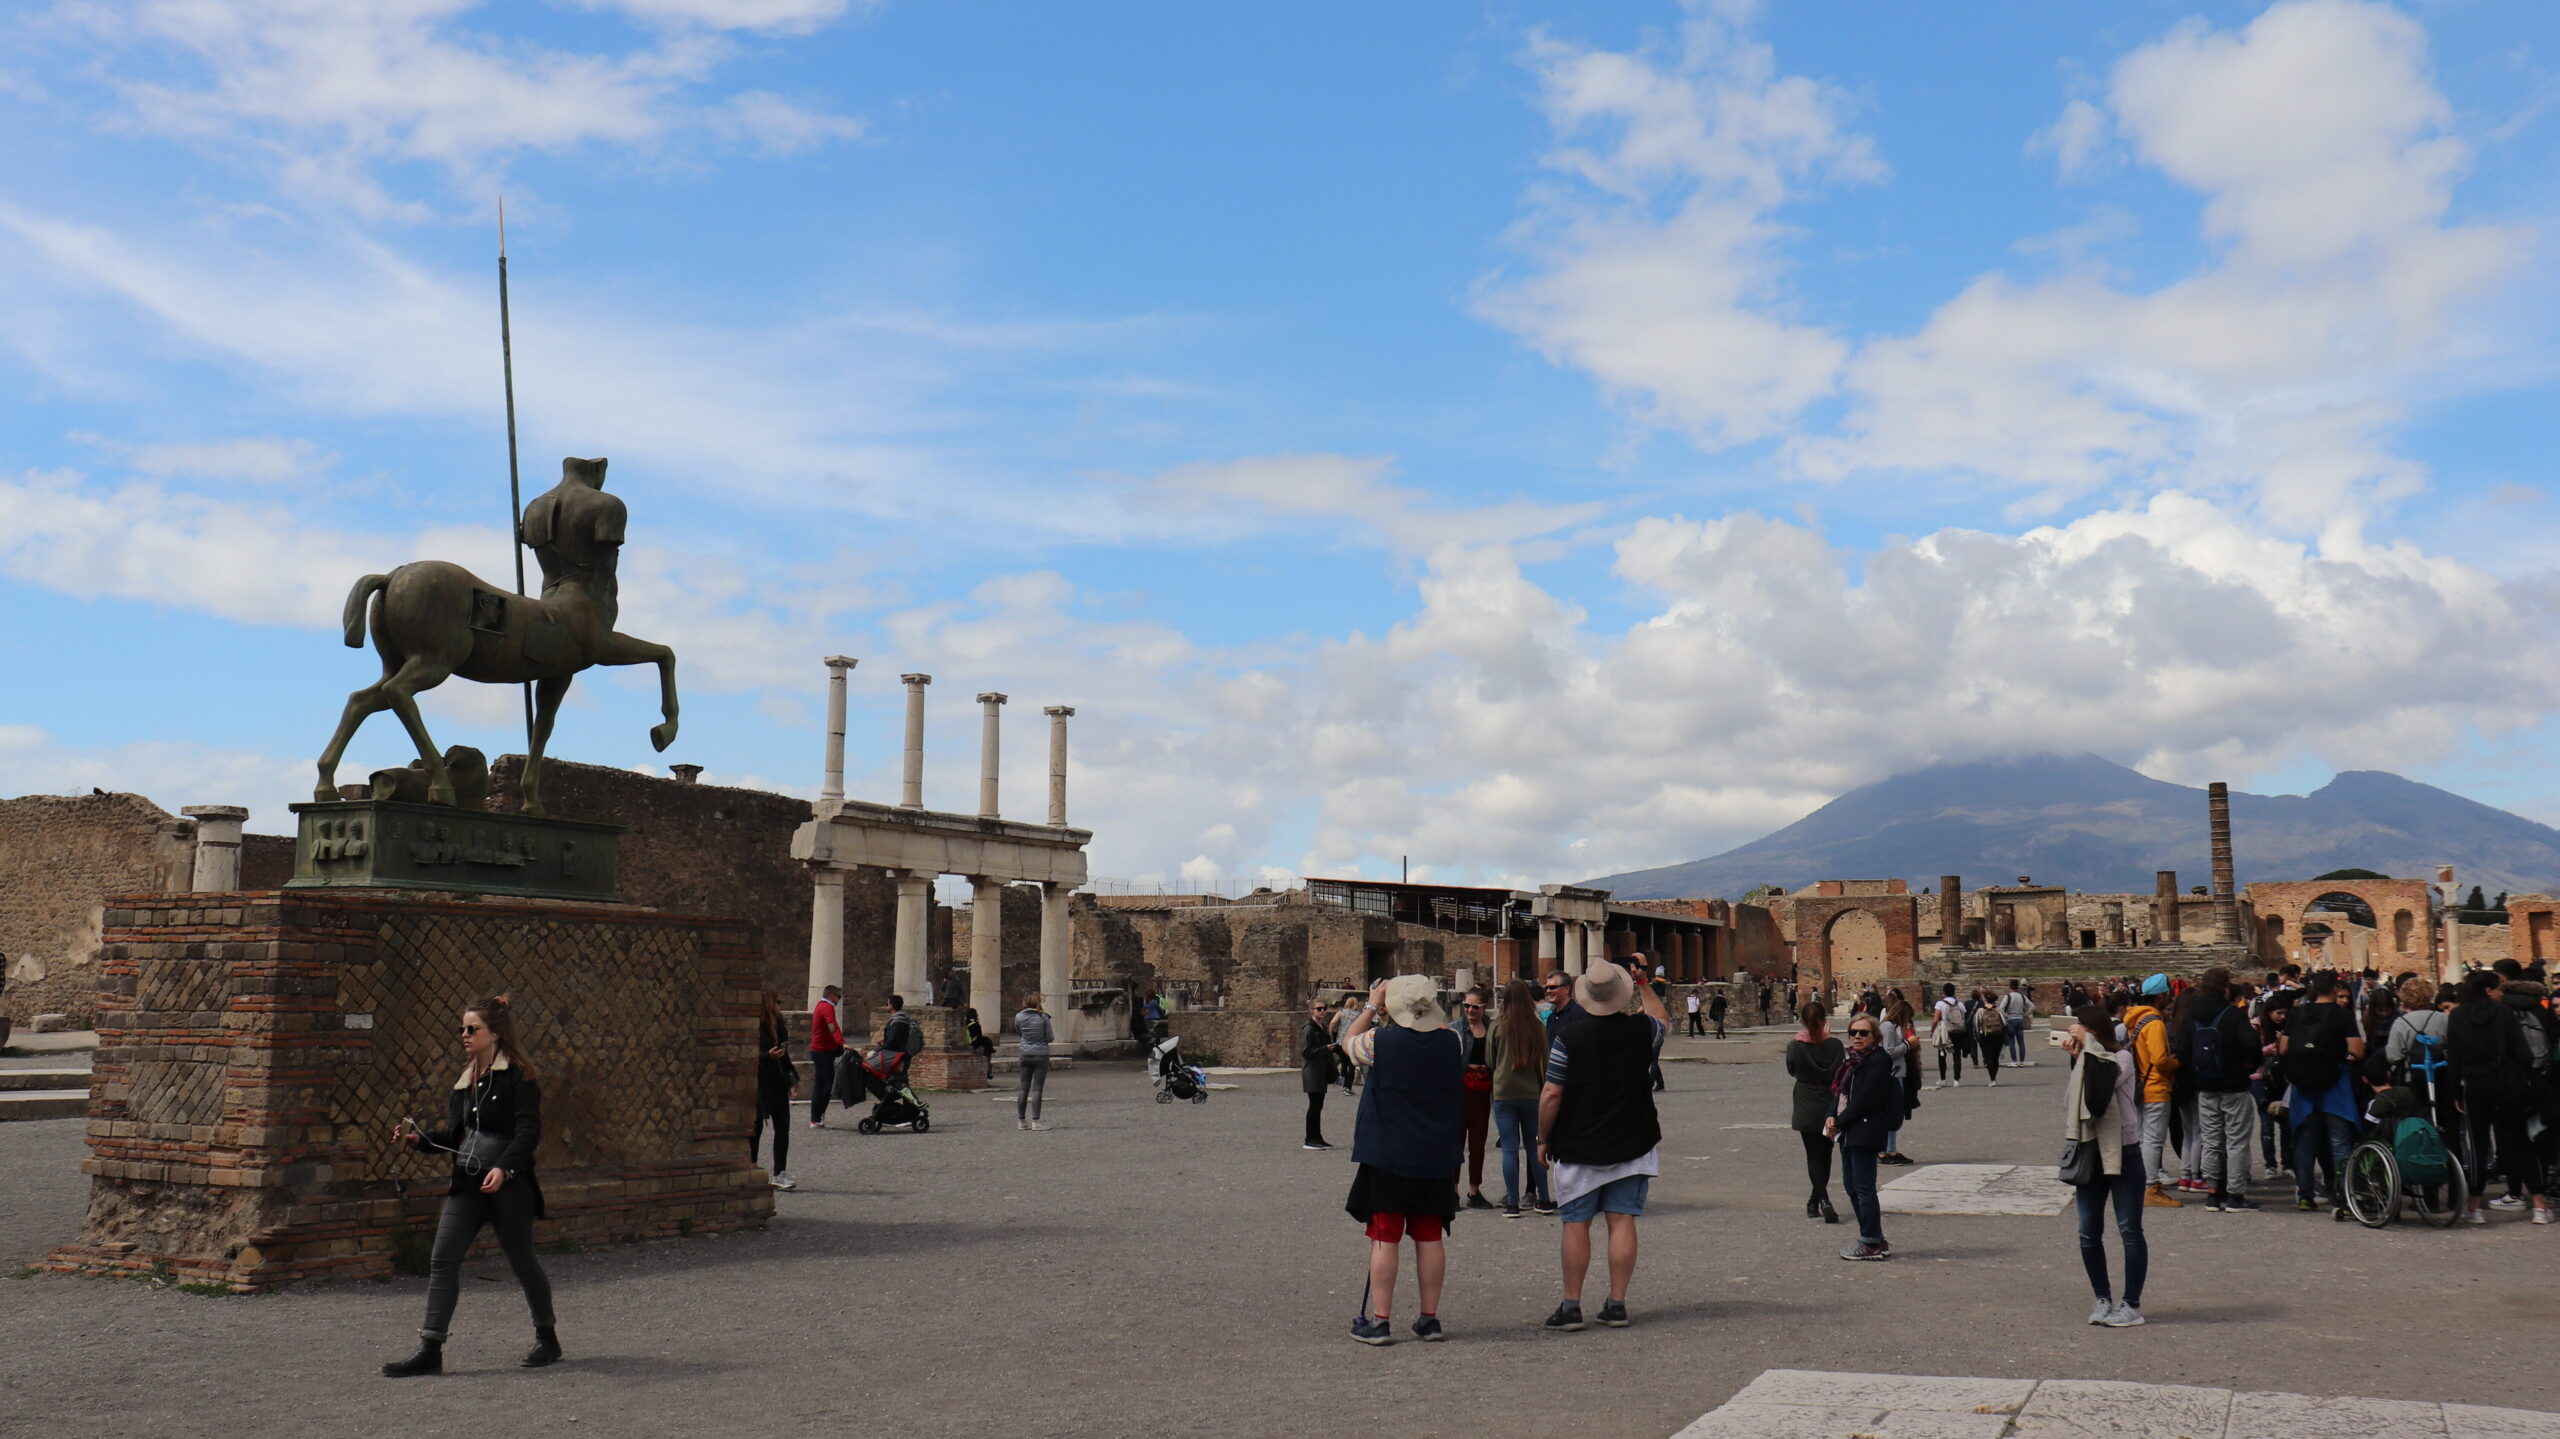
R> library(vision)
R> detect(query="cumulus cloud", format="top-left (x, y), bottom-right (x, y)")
top-left (1474, 0), bottom-right (1881, 445)
top-left (2027, 98), bottom-right (2109, 179)
top-left (1143, 453), bottom-right (1607, 554)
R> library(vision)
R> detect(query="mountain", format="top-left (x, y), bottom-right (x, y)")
top-left (1586, 753), bottom-right (2560, 900)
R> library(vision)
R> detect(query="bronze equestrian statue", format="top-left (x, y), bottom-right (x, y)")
top-left (315, 457), bottom-right (679, 817)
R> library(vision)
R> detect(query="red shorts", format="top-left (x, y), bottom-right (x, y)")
top-left (1364, 1212), bottom-right (1446, 1243)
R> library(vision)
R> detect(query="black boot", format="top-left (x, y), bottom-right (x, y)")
top-left (1819, 1196), bottom-right (1840, 1224)
top-left (381, 1339), bottom-right (443, 1377)
top-left (1805, 1196), bottom-right (1822, 1220)
top-left (522, 1326), bottom-right (563, 1368)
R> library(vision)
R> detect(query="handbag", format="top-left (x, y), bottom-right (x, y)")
top-left (2057, 1137), bottom-right (2103, 1187)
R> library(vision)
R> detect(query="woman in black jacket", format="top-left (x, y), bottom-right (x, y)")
top-left (754, 989), bottom-right (798, 1192)
top-left (1827, 1014), bottom-right (1899, 1260)
top-left (2447, 971), bottom-right (2550, 1225)
top-left (1784, 1001), bottom-right (1844, 1224)
top-left (383, 994), bottom-right (559, 1376)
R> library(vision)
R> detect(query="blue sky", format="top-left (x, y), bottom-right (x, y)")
top-left (4, 0), bottom-right (2559, 890)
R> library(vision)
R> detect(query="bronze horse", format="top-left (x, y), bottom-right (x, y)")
top-left (314, 457), bottom-right (679, 816)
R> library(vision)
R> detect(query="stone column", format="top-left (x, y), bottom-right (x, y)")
top-left (1044, 705), bottom-right (1074, 826)
top-left (2208, 781), bottom-right (2240, 944)
top-left (977, 693), bottom-right (1008, 819)
top-left (899, 674), bottom-right (931, 808)
top-left (2102, 901), bottom-right (2125, 947)
top-left (1040, 882), bottom-right (1072, 1031)
top-left (2154, 870), bottom-right (2181, 945)
top-left (807, 868), bottom-right (844, 1009)
top-left (1536, 920), bottom-right (1561, 973)
top-left (892, 869), bottom-right (931, 999)
top-left (821, 655), bottom-right (856, 802)
top-left (1562, 922), bottom-right (1587, 976)
top-left (182, 805), bottom-right (248, 892)
top-left (970, 874), bottom-right (1004, 1028)
top-left (1938, 876), bottom-right (1963, 948)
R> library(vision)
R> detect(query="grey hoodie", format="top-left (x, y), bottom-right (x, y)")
top-left (1015, 1007), bottom-right (1055, 1060)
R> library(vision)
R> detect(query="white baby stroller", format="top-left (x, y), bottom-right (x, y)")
top-left (1150, 1033), bottom-right (1208, 1105)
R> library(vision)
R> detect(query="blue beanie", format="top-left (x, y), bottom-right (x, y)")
top-left (2141, 973), bottom-right (2170, 996)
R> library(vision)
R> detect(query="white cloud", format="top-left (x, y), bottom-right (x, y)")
top-left (1143, 453), bottom-right (1607, 554)
top-left (571, 0), bottom-right (867, 34)
top-left (713, 90), bottom-right (866, 155)
top-left (72, 432), bottom-right (329, 484)
top-left (1474, 1), bottom-right (1881, 446)
top-left (2028, 98), bottom-right (2108, 179)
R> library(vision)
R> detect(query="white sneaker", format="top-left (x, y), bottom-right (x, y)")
top-left (2087, 1299), bottom-right (2113, 1325)
top-left (2101, 1302), bottom-right (2145, 1328)
top-left (2465, 1208), bottom-right (2489, 1225)
top-left (771, 1172), bottom-right (797, 1191)
top-left (1017, 1119), bottom-right (1030, 1131)
top-left (1027, 1121), bottom-right (1051, 1131)
top-left (2490, 1195), bottom-right (2528, 1210)
top-left (1987, 1079), bottom-right (1998, 1087)
top-left (1950, 1079), bottom-right (1961, 1087)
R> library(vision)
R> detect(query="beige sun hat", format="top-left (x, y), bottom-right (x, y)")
top-left (1574, 962), bottom-right (1634, 1017)
top-left (1380, 974), bottom-right (1448, 1033)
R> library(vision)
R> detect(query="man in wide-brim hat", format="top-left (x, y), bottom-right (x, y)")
top-left (1535, 959), bottom-right (1668, 1332)
top-left (1336, 973), bottom-right (1463, 1346)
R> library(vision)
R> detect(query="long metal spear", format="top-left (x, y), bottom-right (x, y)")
top-left (498, 199), bottom-right (534, 750)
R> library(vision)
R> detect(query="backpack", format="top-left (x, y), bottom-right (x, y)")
top-left (2189, 1015), bottom-right (2229, 1086)
top-left (2400, 1028), bottom-right (2449, 1091)
top-left (2283, 1006), bottom-right (2343, 1091)
top-left (2391, 1116), bottom-right (2451, 1185)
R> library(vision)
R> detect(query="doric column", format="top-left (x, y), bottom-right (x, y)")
top-left (1039, 882), bottom-right (1072, 1034)
top-left (2208, 781), bottom-right (2240, 944)
top-left (970, 874), bottom-right (1004, 1028)
top-left (892, 869), bottom-right (932, 999)
top-left (1562, 923), bottom-right (1586, 976)
top-left (821, 655), bottom-right (856, 802)
top-left (899, 674), bottom-right (931, 809)
top-left (977, 693), bottom-right (1008, 819)
top-left (1044, 706), bottom-right (1073, 826)
top-left (182, 805), bottom-right (247, 891)
top-left (807, 869), bottom-right (844, 1009)
top-left (1536, 919), bottom-right (1561, 970)
top-left (1939, 876), bottom-right (1963, 948)
top-left (2154, 870), bottom-right (2181, 945)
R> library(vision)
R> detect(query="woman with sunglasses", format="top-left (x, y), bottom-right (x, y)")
top-left (1826, 1014), bottom-right (1899, 1259)
top-left (1456, 988), bottom-right (1496, 1210)
top-left (382, 994), bottom-right (560, 1376)
top-left (1784, 1001), bottom-right (1844, 1223)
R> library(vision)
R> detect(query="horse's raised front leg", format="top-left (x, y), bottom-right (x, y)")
top-left (521, 674), bottom-right (572, 818)
top-left (378, 656), bottom-right (458, 804)
top-left (596, 631), bottom-right (680, 751)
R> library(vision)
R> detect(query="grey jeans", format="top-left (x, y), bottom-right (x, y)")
top-left (419, 1182), bottom-right (554, 1342)
top-left (2197, 1089), bottom-right (2256, 1192)
top-left (2139, 1100), bottom-right (2171, 1188)
top-left (1017, 1058), bottom-right (1051, 1123)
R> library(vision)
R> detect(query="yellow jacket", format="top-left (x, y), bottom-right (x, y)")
top-left (2122, 1003), bottom-right (2176, 1103)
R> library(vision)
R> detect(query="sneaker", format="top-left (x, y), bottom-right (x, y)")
top-left (2100, 1302), bottom-right (2146, 1328)
top-left (1930, 1080), bottom-right (1946, 1090)
top-left (1949, 1079), bottom-right (1961, 1088)
top-left (2201, 1192), bottom-right (2226, 1212)
top-left (2219, 1194), bottom-right (2262, 1212)
top-left (1987, 1079), bottom-right (1998, 1087)
top-left (1465, 1193), bottom-right (1495, 1211)
top-left (2178, 1177), bottom-right (2209, 1193)
top-left (771, 1172), bottom-right (796, 1191)
top-left (1502, 1203), bottom-right (1523, 1219)
top-left (1543, 1301), bottom-right (1585, 1332)
top-left (2490, 1194), bottom-right (2528, 1210)
top-left (1839, 1242), bottom-right (1890, 1261)
top-left (1411, 1315), bottom-right (1444, 1342)
top-left (2465, 1208), bottom-right (2489, 1226)
top-left (1532, 1199), bottom-right (1559, 1216)
top-left (2296, 1196), bottom-right (2317, 1212)
top-left (807, 1120), bottom-right (825, 1129)
top-left (1018, 1120), bottom-right (1030, 1131)
top-left (1350, 1316), bottom-right (1393, 1346)
top-left (2535, 1207), bottom-right (2554, 1226)
top-left (1302, 1141), bottom-right (1333, 1151)
top-left (2087, 1298), bottom-right (2114, 1325)
top-left (2144, 1187), bottom-right (2184, 1209)
top-left (1597, 1300), bottom-right (1629, 1328)
top-left (1027, 1121), bottom-right (1052, 1131)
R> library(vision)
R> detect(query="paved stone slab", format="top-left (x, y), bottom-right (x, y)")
top-left (2445, 1404), bottom-right (2560, 1439)
top-left (1672, 1405), bottom-right (2013, 1439)
top-left (2011, 1379), bottom-right (2234, 1439)
top-left (1879, 1163), bottom-right (2072, 1216)
top-left (1727, 1369), bottom-right (2035, 1415)
top-left (2226, 1390), bottom-right (2449, 1439)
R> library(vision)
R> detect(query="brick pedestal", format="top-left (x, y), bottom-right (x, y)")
top-left (46, 889), bottom-right (774, 1292)
top-left (873, 1005), bottom-right (988, 1090)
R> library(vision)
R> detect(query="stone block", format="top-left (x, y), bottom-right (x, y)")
top-left (2011, 1380), bottom-right (2235, 1439)
top-left (2444, 1404), bottom-right (2560, 1439)
top-left (2226, 1391), bottom-right (2449, 1439)
top-left (1726, 1371), bottom-right (2035, 1416)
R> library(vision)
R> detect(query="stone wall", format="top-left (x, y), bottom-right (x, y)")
top-left (486, 757), bottom-right (898, 1017)
top-left (1164, 1009), bottom-right (1302, 1068)
top-left (48, 889), bottom-right (772, 1291)
top-left (1072, 894), bottom-right (1491, 1009)
top-left (0, 793), bottom-right (196, 1028)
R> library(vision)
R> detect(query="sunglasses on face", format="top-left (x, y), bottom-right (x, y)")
top-left (460, 1023), bottom-right (485, 1036)
top-left (1849, 1028), bottom-right (1877, 1038)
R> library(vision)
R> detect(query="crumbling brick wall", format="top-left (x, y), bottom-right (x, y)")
top-left (0, 794), bottom-right (195, 1028)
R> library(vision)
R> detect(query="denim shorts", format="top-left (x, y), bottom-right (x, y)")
top-left (1557, 1174), bottom-right (1649, 1224)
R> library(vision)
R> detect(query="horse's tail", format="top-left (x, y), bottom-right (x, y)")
top-left (341, 573), bottom-right (390, 648)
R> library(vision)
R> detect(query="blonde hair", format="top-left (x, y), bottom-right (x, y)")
top-left (2399, 976), bottom-right (2437, 1011)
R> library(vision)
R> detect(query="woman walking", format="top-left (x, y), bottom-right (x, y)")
top-left (1456, 988), bottom-right (1495, 1210)
top-left (382, 994), bottom-right (560, 1376)
top-left (2060, 1005), bottom-right (2148, 1326)
top-left (1785, 1001), bottom-right (1843, 1224)
top-left (1879, 993), bottom-right (1917, 1165)
top-left (1015, 992), bottom-right (1055, 1131)
top-left (1972, 989), bottom-right (2005, 1087)
top-left (1931, 983), bottom-right (1968, 1088)
top-left (752, 989), bottom-right (797, 1191)
top-left (1489, 978), bottom-right (1553, 1217)
top-left (1301, 995), bottom-right (1339, 1151)
top-left (1829, 1014), bottom-right (1898, 1259)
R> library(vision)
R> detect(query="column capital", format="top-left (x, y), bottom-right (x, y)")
top-left (823, 654), bottom-right (858, 671)
top-left (182, 805), bottom-right (250, 823)
top-left (901, 673), bottom-right (932, 685)
top-left (1043, 705), bottom-right (1075, 717)
top-left (977, 692), bottom-right (1009, 706)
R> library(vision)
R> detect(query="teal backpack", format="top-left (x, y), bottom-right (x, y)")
top-left (2391, 1116), bottom-right (2451, 1185)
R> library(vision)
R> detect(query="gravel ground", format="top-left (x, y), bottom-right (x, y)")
top-left (4, 1037), bottom-right (2556, 1438)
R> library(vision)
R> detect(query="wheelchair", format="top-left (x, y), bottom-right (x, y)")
top-left (2339, 1106), bottom-right (2467, 1230)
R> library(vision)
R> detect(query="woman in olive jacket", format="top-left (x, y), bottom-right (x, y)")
top-left (1785, 1001), bottom-right (1844, 1224)
top-left (383, 994), bottom-right (559, 1376)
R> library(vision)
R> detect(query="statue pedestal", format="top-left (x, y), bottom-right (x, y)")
top-left (287, 800), bottom-right (622, 903)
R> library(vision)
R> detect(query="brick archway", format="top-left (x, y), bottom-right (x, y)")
top-left (1792, 893), bottom-right (1918, 993)
top-left (2245, 878), bottom-right (2434, 967)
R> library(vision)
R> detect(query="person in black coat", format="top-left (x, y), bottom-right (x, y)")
top-left (383, 994), bottom-right (559, 1376)
top-left (1827, 1014), bottom-right (1900, 1260)
top-left (753, 990), bottom-right (799, 1191)
top-left (1301, 995), bottom-right (1340, 1150)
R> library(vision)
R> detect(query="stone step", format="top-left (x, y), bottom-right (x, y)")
top-left (0, 1069), bottom-right (89, 1092)
top-left (0, 1090), bottom-right (90, 1121)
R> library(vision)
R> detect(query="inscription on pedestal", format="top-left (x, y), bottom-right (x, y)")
top-left (288, 800), bottom-right (622, 902)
